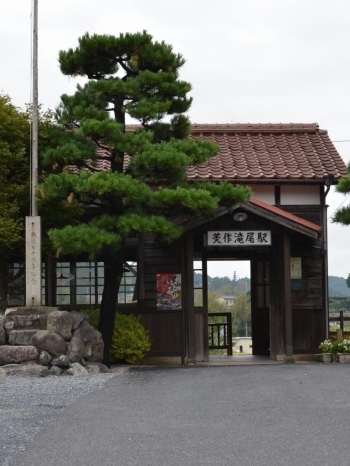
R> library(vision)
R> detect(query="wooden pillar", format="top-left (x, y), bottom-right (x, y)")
top-left (283, 233), bottom-right (293, 357)
top-left (269, 235), bottom-right (285, 359)
top-left (45, 253), bottom-right (56, 306)
top-left (185, 235), bottom-right (196, 359)
top-left (137, 234), bottom-right (146, 309)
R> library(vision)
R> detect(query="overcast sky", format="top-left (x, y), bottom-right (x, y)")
top-left (1, 0), bottom-right (350, 279)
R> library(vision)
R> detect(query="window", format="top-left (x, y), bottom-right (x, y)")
top-left (7, 263), bottom-right (25, 306)
top-left (118, 262), bottom-right (138, 304)
top-left (56, 261), bottom-right (104, 305)
top-left (55, 259), bottom-right (137, 306)
top-left (7, 262), bottom-right (45, 306)
top-left (194, 260), bottom-right (203, 307)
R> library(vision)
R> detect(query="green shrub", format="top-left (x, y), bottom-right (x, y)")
top-left (110, 313), bottom-right (151, 364)
top-left (81, 309), bottom-right (151, 364)
top-left (82, 308), bottom-right (100, 330)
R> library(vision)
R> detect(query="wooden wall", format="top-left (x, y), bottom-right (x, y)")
top-left (138, 237), bottom-right (184, 357)
top-left (290, 242), bottom-right (325, 352)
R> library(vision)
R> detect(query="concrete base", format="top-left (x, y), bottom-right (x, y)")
top-left (293, 354), bottom-right (318, 362)
top-left (276, 354), bottom-right (286, 361)
top-left (142, 357), bottom-right (183, 366)
top-left (276, 354), bottom-right (318, 363)
top-left (142, 354), bottom-right (323, 366)
top-left (284, 356), bottom-right (295, 364)
top-left (338, 354), bottom-right (350, 363)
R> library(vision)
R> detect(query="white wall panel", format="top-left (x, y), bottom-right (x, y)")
top-left (280, 185), bottom-right (320, 205)
top-left (247, 185), bottom-right (275, 204)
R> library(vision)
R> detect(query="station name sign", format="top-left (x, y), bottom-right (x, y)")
top-left (207, 231), bottom-right (271, 246)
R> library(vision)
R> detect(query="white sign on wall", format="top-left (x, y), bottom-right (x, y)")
top-left (207, 231), bottom-right (271, 246)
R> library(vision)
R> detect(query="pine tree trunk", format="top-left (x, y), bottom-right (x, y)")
top-left (99, 249), bottom-right (124, 366)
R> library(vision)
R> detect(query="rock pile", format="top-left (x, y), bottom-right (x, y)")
top-left (0, 307), bottom-right (108, 377)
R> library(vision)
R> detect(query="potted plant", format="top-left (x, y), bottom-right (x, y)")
top-left (335, 338), bottom-right (350, 363)
top-left (318, 339), bottom-right (335, 363)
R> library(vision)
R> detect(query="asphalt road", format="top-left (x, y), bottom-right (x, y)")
top-left (9, 364), bottom-right (350, 466)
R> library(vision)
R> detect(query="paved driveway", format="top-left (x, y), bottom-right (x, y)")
top-left (9, 364), bottom-right (350, 466)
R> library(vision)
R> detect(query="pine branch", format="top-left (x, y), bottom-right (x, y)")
top-left (91, 137), bottom-right (109, 151)
top-left (117, 58), bottom-right (137, 77)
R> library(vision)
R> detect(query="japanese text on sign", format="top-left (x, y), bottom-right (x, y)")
top-left (207, 231), bottom-right (271, 246)
top-left (156, 273), bottom-right (182, 310)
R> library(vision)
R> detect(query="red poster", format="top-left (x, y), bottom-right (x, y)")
top-left (156, 273), bottom-right (182, 310)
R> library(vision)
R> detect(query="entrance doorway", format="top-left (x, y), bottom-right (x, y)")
top-left (192, 254), bottom-right (271, 361)
top-left (207, 260), bottom-right (252, 356)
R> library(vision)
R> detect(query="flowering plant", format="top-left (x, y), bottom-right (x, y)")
top-left (319, 339), bottom-right (350, 355)
top-left (336, 339), bottom-right (350, 354)
top-left (319, 339), bottom-right (334, 354)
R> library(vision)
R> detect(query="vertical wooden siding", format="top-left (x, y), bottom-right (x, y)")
top-left (140, 238), bottom-right (184, 356)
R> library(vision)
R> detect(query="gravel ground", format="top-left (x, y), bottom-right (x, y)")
top-left (0, 367), bottom-right (127, 466)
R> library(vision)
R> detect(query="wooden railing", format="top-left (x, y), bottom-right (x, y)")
top-left (329, 310), bottom-right (350, 338)
top-left (208, 312), bottom-right (232, 355)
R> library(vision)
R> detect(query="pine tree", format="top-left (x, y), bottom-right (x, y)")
top-left (346, 274), bottom-right (350, 290)
top-left (39, 31), bottom-right (251, 364)
top-left (333, 164), bottom-right (350, 225)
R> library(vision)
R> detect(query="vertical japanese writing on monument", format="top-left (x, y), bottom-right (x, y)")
top-left (30, 230), bottom-right (37, 284)
top-left (208, 231), bottom-right (271, 246)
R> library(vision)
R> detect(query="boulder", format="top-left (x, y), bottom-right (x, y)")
top-left (5, 307), bottom-right (59, 317)
top-left (2, 364), bottom-right (49, 377)
top-left (89, 330), bottom-right (104, 362)
top-left (47, 311), bottom-right (72, 341)
top-left (84, 341), bottom-right (92, 359)
top-left (51, 355), bottom-right (70, 367)
top-left (39, 314), bottom-right (49, 329)
top-left (73, 320), bottom-right (96, 344)
top-left (0, 316), bottom-right (6, 345)
top-left (85, 364), bottom-right (100, 374)
top-left (39, 350), bottom-right (51, 366)
top-left (49, 366), bottom-right (64, 376)
top-left (0, 345), bottom-right (39, 365)
top-left (70, 312), bottom-right (85, 331)
top-left (30, 330), bottom-right (67, 356)
top-left (0, 367), bottom-right (6, 378)
top-left (85, 362), bottom-right (110, 374)
top-left (66, 336), bottom-right (85, 363)
top-left (66, 362), bottom-right (89, 377)
top-left (4, 321), bottom-right (15, 335)
top-left (5, 314), bottom-right (40, 329)
top-left (9, 329), bottom-right (38, 346)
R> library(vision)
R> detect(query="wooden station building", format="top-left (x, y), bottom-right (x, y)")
top-left (135, 123), bottom-right (348, 362)
top-left (7, 123), bottom-right (349, 363)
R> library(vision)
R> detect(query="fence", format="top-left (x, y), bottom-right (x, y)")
top-left (208, 312), bottom-right (232, 355)
top-left (329, 310), bottom-right (350, 338)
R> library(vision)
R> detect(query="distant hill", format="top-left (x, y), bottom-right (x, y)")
top-left (196, 272), bottom-right (349, 297)
top-left (328, 276), bottom-right (350, 297)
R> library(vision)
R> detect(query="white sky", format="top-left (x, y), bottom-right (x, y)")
top-left (1, 0), bottom-right (350, 279)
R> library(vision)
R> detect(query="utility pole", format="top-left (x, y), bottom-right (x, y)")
top-left (25, 0), bottom-right (41, 307)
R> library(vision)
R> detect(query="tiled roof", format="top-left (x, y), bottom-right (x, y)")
top-left (181, 197), bottom-right (322, 237)
top-left (188, 123), bottom-right (348, 181)
top-left (248, 197), bottom-right (322, 234)
top-left (71, 123), bottom-right (348, 181)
